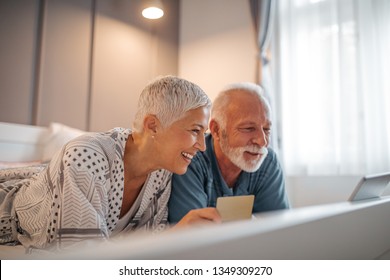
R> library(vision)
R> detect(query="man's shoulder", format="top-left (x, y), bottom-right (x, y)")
top-left (191, 150), bottom-right (212, 170)
top-left (265, 147), bottom-right (278, 161)
top-left (252, 147), bottom-right (282, 175)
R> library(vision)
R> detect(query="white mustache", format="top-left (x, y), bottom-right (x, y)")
top-left (244, 146), bottom-right (268, 155)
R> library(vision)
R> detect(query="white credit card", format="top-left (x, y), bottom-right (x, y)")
top-left (216, 195), bottom-right (254, 222)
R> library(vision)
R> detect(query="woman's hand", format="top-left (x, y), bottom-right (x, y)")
top-left (172, 207), bottom-right (222, 229)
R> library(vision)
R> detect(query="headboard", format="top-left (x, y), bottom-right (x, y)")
top-left (0, 122), bottom-right (49, 162)
top-left (0, 121), bottom-right (85, 165)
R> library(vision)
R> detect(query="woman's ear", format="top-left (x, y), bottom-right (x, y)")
top-left (143, 114), bottom-right (160, 135)
top-left (209, 119), bottom-right (220, 140)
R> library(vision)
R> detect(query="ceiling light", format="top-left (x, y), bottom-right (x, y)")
top-left (142, 0), bottom-right (164, 19)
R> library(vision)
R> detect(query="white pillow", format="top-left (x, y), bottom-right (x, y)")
top-left (42, 122), bottom-right (85, 162)
top-left (0, 160), bottom-right (43, 170)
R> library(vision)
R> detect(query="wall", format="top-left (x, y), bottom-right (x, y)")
top-left (0, 0), bottom-right (255, 129)
top-left (89, 0), bottom-right (179, 131)
top-left (0, 0), bottom-right (40, 125)
top-left (178, 0), bottom-right (257, 101)
top-left (0, 0), bottom-right (179, 132)
top-left (37, 0), bottom-right (92, 130)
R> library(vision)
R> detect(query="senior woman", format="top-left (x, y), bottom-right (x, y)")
top-left (0, 75), bottom-right (220, 252)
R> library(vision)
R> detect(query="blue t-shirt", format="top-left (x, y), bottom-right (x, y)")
top-left (168, 134), bottom-right (290, 223)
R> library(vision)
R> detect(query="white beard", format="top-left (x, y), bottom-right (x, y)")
top-left (220, 134), bottom-right (268, 172)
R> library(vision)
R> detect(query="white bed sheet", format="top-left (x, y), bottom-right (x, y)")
top-left (0, 244), bottom-right (26, 259)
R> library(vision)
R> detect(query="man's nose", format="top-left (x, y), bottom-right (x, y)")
top-left (252, 129), bottom-right (268, 147)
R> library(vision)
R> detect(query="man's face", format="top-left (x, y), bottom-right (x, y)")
top-left (218, 92), bottom-right (271, 172)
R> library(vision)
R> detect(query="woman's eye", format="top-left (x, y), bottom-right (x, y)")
top-left (191, 129), bottom-right (200, 135)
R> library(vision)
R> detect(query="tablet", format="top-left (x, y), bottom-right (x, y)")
top-left (348, 172), bottom-right (390, 201)
top-left (216, 195), bottom-right (254, 222)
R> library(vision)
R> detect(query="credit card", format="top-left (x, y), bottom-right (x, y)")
top-left (216, 195), bottom-right (254, 222)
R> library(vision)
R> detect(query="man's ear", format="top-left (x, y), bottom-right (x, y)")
top-left (143, 114), bottom-right (160, 135)
top-left (209, 119), bottom-right (221, 140)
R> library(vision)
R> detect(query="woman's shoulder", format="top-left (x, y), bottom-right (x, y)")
top-left (69, 127), bottom-right (131, 143)
top-left (63, 128), bottom-right (131, 157)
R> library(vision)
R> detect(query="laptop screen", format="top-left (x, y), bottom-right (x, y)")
top-left (348, 172), bottom-right (390, 201)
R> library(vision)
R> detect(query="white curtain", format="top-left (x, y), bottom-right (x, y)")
top-left (273, 0), bottom-right (390, 175)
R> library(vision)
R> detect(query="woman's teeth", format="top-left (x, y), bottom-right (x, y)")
top-left (182, 152), bottom-right (193, 160)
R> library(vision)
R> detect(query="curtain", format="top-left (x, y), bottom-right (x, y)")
top-left (273, 0), bottom-right (390, 176)
top-left (249, 0), bottom-right (280, 153)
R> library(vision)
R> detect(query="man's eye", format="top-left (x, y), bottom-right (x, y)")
top-left (239, 127), bottom-right (254, 132)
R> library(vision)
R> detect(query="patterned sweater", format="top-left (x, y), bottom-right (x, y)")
top-left (0, 128), bottom-right (172, 251)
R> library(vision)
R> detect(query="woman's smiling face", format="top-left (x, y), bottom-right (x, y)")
top-left (155, 106), bottom-right (210, 174)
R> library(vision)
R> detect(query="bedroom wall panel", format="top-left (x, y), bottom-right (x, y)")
top-left (178, 0), bottom-right (256, 102)
top-left (0, 0), bottom-right (179, 132)
top-left (36, 0), bottom-right (93, 131)
top-left (0, 0), bottom-right (40, 125)
top-left (89, 1), bottom-right (152, 132)
top-left (89, 0), bottom-right (179, 132)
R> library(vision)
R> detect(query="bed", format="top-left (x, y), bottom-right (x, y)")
top-left (2, 197), bottom-right (390, 260)
top-left (0, 121), bottom-right (85, 257)
top-left (1, 121), bottom-right (390, 260)
top-left (0, 121), bottom-right (85, 166)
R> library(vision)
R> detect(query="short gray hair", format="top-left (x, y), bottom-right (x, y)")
top-left (133, 75), bottom-right (211, 132)
top-left (211, 82), bottom-right (271, 128)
